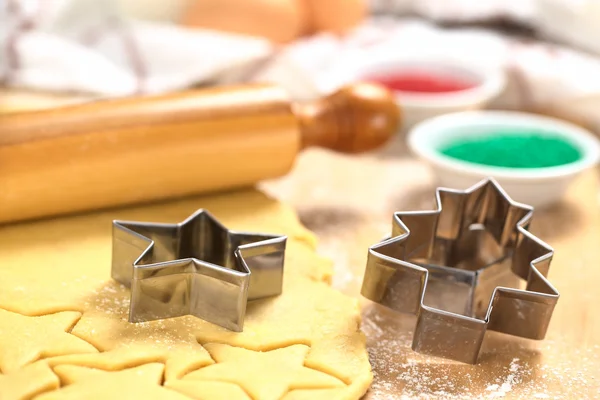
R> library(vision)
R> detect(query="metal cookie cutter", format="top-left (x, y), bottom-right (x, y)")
top-left (111, 209), bottom-right (287, 331)
top-left (361, 178), bottom-right (559, 364)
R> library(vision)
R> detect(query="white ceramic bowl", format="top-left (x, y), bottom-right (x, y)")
top-left (358, 58), bottom-right (506, 130)
top-left (319, 54), bottom-right (506, 132)
top-left (407, 111), bottom-right (600, 208)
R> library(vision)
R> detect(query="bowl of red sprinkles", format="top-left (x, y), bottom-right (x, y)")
top-left (360, 58), bottom-right (506, 129)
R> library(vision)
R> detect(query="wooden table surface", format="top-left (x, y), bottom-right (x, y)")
top-left (262, 140), bottom-right (600, 399)
top-left (3, 90), bottom-right (599, 399)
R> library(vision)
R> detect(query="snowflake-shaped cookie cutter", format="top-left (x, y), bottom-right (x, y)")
top-left (361, 178), bottom-right (559, 363)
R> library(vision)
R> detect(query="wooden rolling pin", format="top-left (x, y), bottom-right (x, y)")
top-left (0, 83), bottom-right (400, 224)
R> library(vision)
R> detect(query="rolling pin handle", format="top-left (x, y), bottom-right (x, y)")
top-left (294, 83), bottom-right (401, 153)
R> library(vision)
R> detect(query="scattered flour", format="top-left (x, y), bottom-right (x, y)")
top-left (483, 358), bottom-right (521, 398)
top-left (363, 314), bottom-right (600, 400)
top-left (264, 151), bottom-right (600, 399)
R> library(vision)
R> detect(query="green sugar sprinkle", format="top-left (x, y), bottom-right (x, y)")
top-left (438, 130), bottom-right (583, 169)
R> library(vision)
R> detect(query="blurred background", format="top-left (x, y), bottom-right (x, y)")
top-left (3, 0), bottom-right (600, 129)
top-left (5, 0), bottom-right (600, 220)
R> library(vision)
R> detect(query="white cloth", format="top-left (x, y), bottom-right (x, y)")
top-left (3, 0), bottom-right (600, 113)
top-left (368, 0), bottom-right (600, 55)
top-left (368, 0), bottom-right (535, 23)
top-left (0, 0), bottom-right (273, 96)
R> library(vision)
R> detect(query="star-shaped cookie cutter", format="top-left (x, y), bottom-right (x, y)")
top-left (361, 178), bottom-right (559, 363)
top-left (111, 209), bottom-right (287, 331)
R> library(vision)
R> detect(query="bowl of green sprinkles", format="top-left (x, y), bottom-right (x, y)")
top-left (407, 110), bottom-right (600, 207)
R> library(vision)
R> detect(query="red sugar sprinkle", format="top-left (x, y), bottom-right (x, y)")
top-left (367, 71), bottom-right (476, 94)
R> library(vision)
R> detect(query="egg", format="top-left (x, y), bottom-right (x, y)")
top-left (303, 0), bottom-right (366, 35)
top-left (181, 0), bottom-right (308, 44)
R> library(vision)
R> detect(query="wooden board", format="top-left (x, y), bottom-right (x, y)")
top-left (262, 145), bottom-right (600, 399)
top-left (4, 90), bottom-right (599, 398)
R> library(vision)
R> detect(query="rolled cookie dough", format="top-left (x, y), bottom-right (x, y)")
top-left (0, 190), bottom-right (372, 400)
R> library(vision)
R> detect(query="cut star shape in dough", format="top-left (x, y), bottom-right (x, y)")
top-left (112, 209), bottom-right (287, 331)
top-left (36, 363), bottom-right (188, 400)
top-left (62, 281), bottom-right (215, 381)
top-left (165, 380), bottom-right (251, 400)
top-left (0, 309), bottom-right (97, 373)
top-left (0, 190), bottom-right (372, 399)
top-left (0, 361), bottom-right (59, 400)
top-left (183, 344), bottom-right (345, 400)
